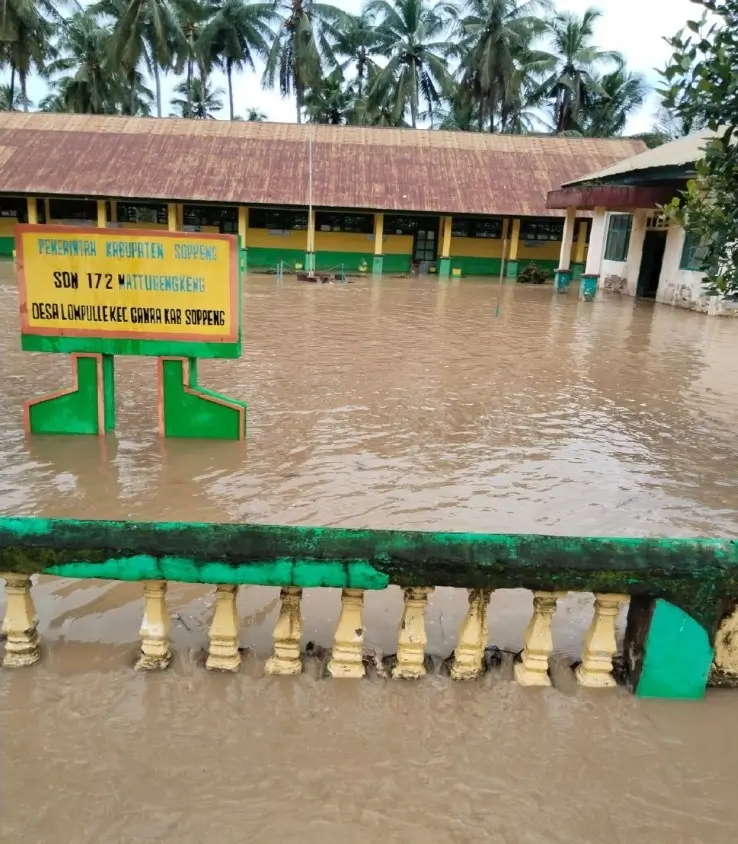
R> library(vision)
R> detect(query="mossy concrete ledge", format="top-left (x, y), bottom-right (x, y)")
top-left (1, 518), bottom-right (737, 698)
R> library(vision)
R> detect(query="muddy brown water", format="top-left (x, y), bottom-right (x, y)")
top-left (1, 271), bottom-right (738, 842)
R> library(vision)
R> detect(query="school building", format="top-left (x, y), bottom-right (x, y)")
top-left (0, 113), bottom-right (645, 277)
top-left (547, 128), bottom-right (737, 316)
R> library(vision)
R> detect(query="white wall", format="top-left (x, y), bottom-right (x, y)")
top-left (657, 225), bottom-right (738, 315)
top-left (598, 210), bottom-right (647, 295)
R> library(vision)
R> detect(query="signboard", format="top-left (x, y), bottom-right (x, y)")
top-left (17, 225), bottom-right (240, 358)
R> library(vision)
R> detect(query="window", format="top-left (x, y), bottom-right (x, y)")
top-left (48, 198), bottom-right (98, 221)
top-left (451, 216), bottom-right (503, 239)
top-left (183, 205), bottom-right (238, 233)
top-left (116, 202), bottom-right (168, 225)
top-left (316, 212), bottom-right (373, 233)
top-left (249, 209), bottom-right (307, 230)
top-left (385, 215), bottom-right (419, 235)
top-left (520, 219), bottom-right (564, 242)
top-left (680, 230), bottom-right (708, 272)
top-left (603, 214), bottom-right (632, 261)
top-left (0, 196), bottom-right (44, 222)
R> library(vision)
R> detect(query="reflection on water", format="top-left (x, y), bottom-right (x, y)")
top-left (2, 271), bottom-right (738, 842)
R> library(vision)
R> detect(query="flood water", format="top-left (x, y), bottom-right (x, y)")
top-left (1, 271), bottom-right (738, 842)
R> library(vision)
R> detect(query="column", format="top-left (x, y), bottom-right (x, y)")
top-left (438, 215), bottom-right (452, 277)
top-left (305, 208), bottom-right (315, 272)
top-left (264, 586), bottom-right (303, 676)
top-left (372, 212), bottom-right (384, 275)
top-left (506, 218), bottom-right (521, 278)
top-left (327, 588), bottom-right (365, 678)
top-left (584, 207), bottom-right (607, 277)
top-left (135, 580), bottom-right (172, 670)
top-left (96, 200), bottom-right (107, 229)
top-left (167, 203), bottom-right (178, 232)
top-left (572, 221), bottom-right (588, 279)
top-left (576, 594), bottom-right (627, 687)
top-left (514, 591), bottom-right (565, 686)
top-left (450, 588), bottom-right (492, 680)
top-left (26, 197), bottom-right (38, 225)
top-left (206, 584), bottom-right (241, 671)
top-left (392, 586), bottom-right (434, 679)
top-left (238, 206), bottom-right (247, 273)
top-left (2, 573), bottom-right (40, 667)
top-left (554, 207), bottom-right (576, 293)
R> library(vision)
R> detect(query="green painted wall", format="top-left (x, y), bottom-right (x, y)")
top-left (0, 235), bottom-right (14, 257)
top-left (248, 246), bottom-right (306, 271)
top-left (450, 256), bottom-right (503, 277)
top-left (315, 251), bottom-right (373, 272)
top-left (381, 253), bottom-right (412, 274)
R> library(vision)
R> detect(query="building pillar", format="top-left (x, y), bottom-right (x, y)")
top-left (584, 206), bottom-right (607, 278)
top-left (572, 221), bottom-right (588, 279)
top-left (372, 213), bottom-right (384, 275)
top-left (26, 197), bottom-right (38, 225)
top-left (438, 215), bottom-right (452, 277)
top-left (238, 206), bottom-right (247, 272)
top-left (554, 208), bottom-right (576, 293)
top-left (96, 200), bottom-right (107, 229)
top-left (305, 209), bottom-right (315, 272)
top-left (167, 203), bottom-right (178, 232)
top-left (506, 218), bottom-right (521, 278)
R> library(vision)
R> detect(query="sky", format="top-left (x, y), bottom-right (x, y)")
top-left (23, 0), bottom-right (701, 133)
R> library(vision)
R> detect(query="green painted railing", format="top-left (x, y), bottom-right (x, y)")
top-left (1, 518), bottom-right (737, 698)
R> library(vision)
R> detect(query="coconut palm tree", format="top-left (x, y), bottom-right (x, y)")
top-left (366, 0), bottom-right (453, 128)
top-left (244, 106), bottom-right (267, 120)
top-left (44, 11), bottom-right (120, 114)
top-left (171, 0), bottom-right (214, 116)
top-left (263, 0), bottom-right (345, 123)
top-left (198, 0), bottom-right (275, 120)
top-left (455, 0), bottom-right (551, 132)
top-left (536, 7), bottom-right (622, 134)
top-left (170, 75), bottom-right (224, 117)
top-left (581, 65), bottom-right (648, 136)
top-left (0, 82), bottom-right (32, 110)
top-left (0, 0), bottom-right (55, 111)
top-left (330, 9), bottom-right (386, 98)
top-left (304, 69), bottom-right (354, 123)
top-left (94, 0), bottom-right (185, 117)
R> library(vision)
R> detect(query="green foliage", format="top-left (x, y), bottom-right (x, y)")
top-left (662, 1), bottom-right (738, 297)
top-left (1, 0), bottom-right (650, 137)
top-left (517, 262), bottom-right (547, 284)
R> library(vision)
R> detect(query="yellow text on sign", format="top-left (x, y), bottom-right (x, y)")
top-left (18, 227), bottom-right (238, 341)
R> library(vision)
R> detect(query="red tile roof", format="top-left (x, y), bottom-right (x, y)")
top-left (0, 113), bottom-right (646, 218)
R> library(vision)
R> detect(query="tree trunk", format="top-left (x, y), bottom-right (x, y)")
top-left (154, 63), bottom-right (162, 118)
top-left (20, 72), bottom-right (28, 112)
top-left (186, 56), bottom-right (193, 118)
top-left (8, 63), bottom-right (15, 111)
top-left (227, 61), bottom-right (234, 120)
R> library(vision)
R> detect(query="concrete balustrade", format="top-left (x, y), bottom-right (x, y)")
top-left (2, 518), bottom-right (738, 699)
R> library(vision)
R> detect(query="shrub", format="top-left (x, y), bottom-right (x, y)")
top-left (517, 263), bottom-right (547, 284)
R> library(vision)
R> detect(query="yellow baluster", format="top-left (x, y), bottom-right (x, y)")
top-left (392, 587), bottom-right (434, 679)
top-left (206, 584), bottom-right (241, 671)
top-left (135, 580), bottom-right (172, 670)
top-left (2, 574), bottom-right (40, 668)
top-left (450, 589), bottom-right (492, 680)
top-left (576, 594), bottom-right (628, 687)
top-left (265, 586), bottom-right (303, 676)
top-left (327, 588), bottom-right (365, 678)
top-left (515, 591), bottom-right (565, 686)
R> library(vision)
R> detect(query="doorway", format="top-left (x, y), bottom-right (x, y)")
top-left (413, 224), bottom-right (437, 264)
top-left (636, 231), bottom-right (667, 299)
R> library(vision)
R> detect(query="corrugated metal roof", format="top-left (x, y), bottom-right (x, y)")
top-left (0, 113), bottom-right (645, 217)
top-left (562, 128), bottom-right (719, 187)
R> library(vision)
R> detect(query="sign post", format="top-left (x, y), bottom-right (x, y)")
top-left (17, 224), bottom-right (246, 439)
